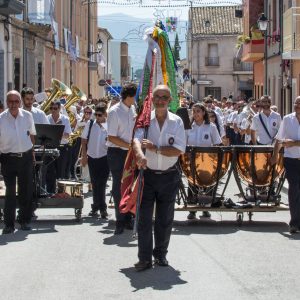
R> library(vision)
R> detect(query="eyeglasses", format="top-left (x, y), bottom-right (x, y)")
top-left (154, 95), bottom-right (169, 101)
top-left (8, 100), bottom-right (20, 104)
top-left (50, 107), bottom-right (59, 111)
top-left (209, 115), bottom-right (216, 118)
top-left (85, 111), bottom-right (92, 115)
top-left (95, 113), bottom-right (104, 117)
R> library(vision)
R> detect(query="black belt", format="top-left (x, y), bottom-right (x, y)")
top-left (146, 166), bottom-right (177, 175)
top-left (2, 149), bottom-right (32, 158)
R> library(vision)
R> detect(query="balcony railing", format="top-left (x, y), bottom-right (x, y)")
top-left (282, 6), bottom-right (300, 59)
top-left (233, 58), bottom-right (253, 72)
top-left (205, 57), bottom-right (219, 66)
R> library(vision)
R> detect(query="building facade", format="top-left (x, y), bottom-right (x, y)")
top-left (1, 0), bottom-right (100, 104)
top-left (187, 6), bottom-right (253, 101)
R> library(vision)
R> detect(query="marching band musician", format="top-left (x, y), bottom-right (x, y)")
top-left (0, 91), bottom-right (36, 234)
top-left (133, 85), bottom-right (186, 271)
top-left (81, 105), bottom-right (109, 219)
top-left (271, 96), bottom-right (300, 234)
top-left (69, 105), bottom-right (93, 180)
top-left (107, 83), bottom-right (137, 235)
top-left (251, 95), bottom-right (281, 145)
top-left (46, 100), bottom-right (72, 193)
top-left (186, 103), bottom-right (222, 220)
top-left (21, 87), bottom-right (49, 125)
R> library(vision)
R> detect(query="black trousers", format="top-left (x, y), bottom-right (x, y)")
top-left (1, 150), bottom-right (33, 227)
top-left (284, 158), bottom-right (300, 228)
top-left (107, 147), bottom-right (132, 225)
top-left (138, 169), bottom-right (180, 261)
top-left (46, 145), bottom-right (70, 193)
top-left (88, 155), bottom-right (109, 211)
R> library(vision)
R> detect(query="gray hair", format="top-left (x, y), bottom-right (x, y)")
top-left (6, 90), bottom-right (22, 102)
top-left (153, 85), bottom-right (171, 97)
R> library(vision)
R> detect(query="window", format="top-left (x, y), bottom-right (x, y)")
top-left (38, 62), bottom-right (42, 93)
top-left (206, 44), bottom-right (219, 66)
top-left (205, 87), bottom-right (221, 100)
top-left (14, 58), bottom-right (20, 91)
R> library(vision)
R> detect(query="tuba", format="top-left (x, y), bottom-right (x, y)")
top-left (41, 79), bottom-right (72, 114)
top-left (65, 85), bottom-right (87, 127)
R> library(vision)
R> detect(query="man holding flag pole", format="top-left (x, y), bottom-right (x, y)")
top-left (132, 84), bottom-right (186, 271)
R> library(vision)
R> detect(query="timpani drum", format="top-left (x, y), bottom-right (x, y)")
top-left (233, 145), bottom-right (285, 203)
top-left (180, 146), bottom-right (232, 205)
top-left (57, 180), bottom-right (83, 197)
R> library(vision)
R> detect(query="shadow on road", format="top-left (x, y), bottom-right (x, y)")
top-left (172, 220), bottom-right (289, 235)
top-left (119, 265), bottom-right (187, 291)
top-left (0, 223), bottom-right (57, 246)
top-left (100, 220), bottom-right (137, 248)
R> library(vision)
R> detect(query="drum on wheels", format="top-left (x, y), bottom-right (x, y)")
top-left (179, 146), bottom-right (232, 206)
top-left (233, 145), bottom-right (285, 204)
top-left (57, 180), bottom-right (83, 197)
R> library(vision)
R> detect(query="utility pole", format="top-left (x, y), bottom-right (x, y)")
top-left (263, 0), bottom-right (268, 95)
top-left (23, 0), bottom-right (28, 87)
top-left (87, 2), bottom-right (90, 96)
top-left (131, 66), bottom-right (133, 81)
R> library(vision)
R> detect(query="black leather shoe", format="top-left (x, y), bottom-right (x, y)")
top-left (289, 226), bottom-right (298, 234)
top-left (114, 225), bottom-right (124, 235)
top-left (2, 226), bottom-right (15, 235)
top-left (20, 223), bottom-right (31, 231)
top-left (88, 210), bottom-right (99, 217)
top-left (134, 260), bottom-right (152, 271)
top-left (154, 257), bottom-right (169, 266)
top-left (100, 210), bottom-right (108, 219)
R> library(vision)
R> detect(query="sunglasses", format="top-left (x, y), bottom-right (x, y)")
top-left (50, 107), bottom-right (59, 111)
top-left (85, 111), bottom-right (92, 115)
top-left (154, 95), bottom-right (169, 101)
top-left (95, 113), bottom-right (104, 117)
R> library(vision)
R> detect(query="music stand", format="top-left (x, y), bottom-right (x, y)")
top-left (35, 124), bottom-right (65, 148)
top-left (34, 124), bottom-right (65, 197)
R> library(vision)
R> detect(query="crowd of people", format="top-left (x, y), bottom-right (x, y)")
top-left (0, 82), bottom-right (300, 271)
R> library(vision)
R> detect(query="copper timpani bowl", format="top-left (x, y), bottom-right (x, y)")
top-left (180, 146), bottom-right (232, 187)
top-left (234, 145), bottom-right (284, 187)
top-left (57, 180), bottom-right (83, 197)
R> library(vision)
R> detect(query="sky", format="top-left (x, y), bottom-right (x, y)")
top-left (98, 0), bottom-right (243, 19)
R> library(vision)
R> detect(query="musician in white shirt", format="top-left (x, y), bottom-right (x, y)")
top-left (81, 105), bottom-right (109, 219)
top-left (271, 96), bottom-right (300, 233)
top-left (107, 83), bottom-right (137, 235)
top-left (46, 100), bottom-right (72, 193)
top-left (0, 91), bottom-right (36, 234)
top-left (21, 87), bottom-right (49, 125)
top-left (251, 95), bottom-right (281, 145)
top-left (186, 103), bottom-right (222, 220)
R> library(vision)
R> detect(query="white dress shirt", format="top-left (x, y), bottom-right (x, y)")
top-left (107, 101), bottom-right (136, 150)
top-left (186, 122), bottom-right (222, 146)
top-left (0, 108), bottom-right (36, 153)
top-left (134, 111), bottom-right (186, 170)
top-left (276, 112), bottom-right (300, 158)
top-left (251, 111), bottom-right (281, 145)
top-left (81, 121), bottom-right (108, 159)
top-left (30, 107), bottom-right (49, 124)
top-left (240, 118), bottom-right (251, 144)
top-left (47, 114), bottom-right (72, 145)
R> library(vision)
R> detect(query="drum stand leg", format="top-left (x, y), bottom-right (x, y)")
top-left (233, 149), bottom-right (247, 201)
top-left (236, 212), bottom-right (244, 226)
top-left (75, 208), bottom-right (82, 222)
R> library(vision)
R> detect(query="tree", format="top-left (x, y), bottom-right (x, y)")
top-left (173, 33), bottom-right (180, 62)
top-left (134, 68), bottom-right (143, 80)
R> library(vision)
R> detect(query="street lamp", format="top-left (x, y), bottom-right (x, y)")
top-left (257, 13), bottom-right (268, 31)
top-left (87, 37), bottom-right (103, 57)
top-left (257, 11), bottom-right (281, 95)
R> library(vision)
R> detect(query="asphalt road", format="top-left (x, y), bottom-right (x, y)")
top-left (0, 177), bottom-right (299, 300)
